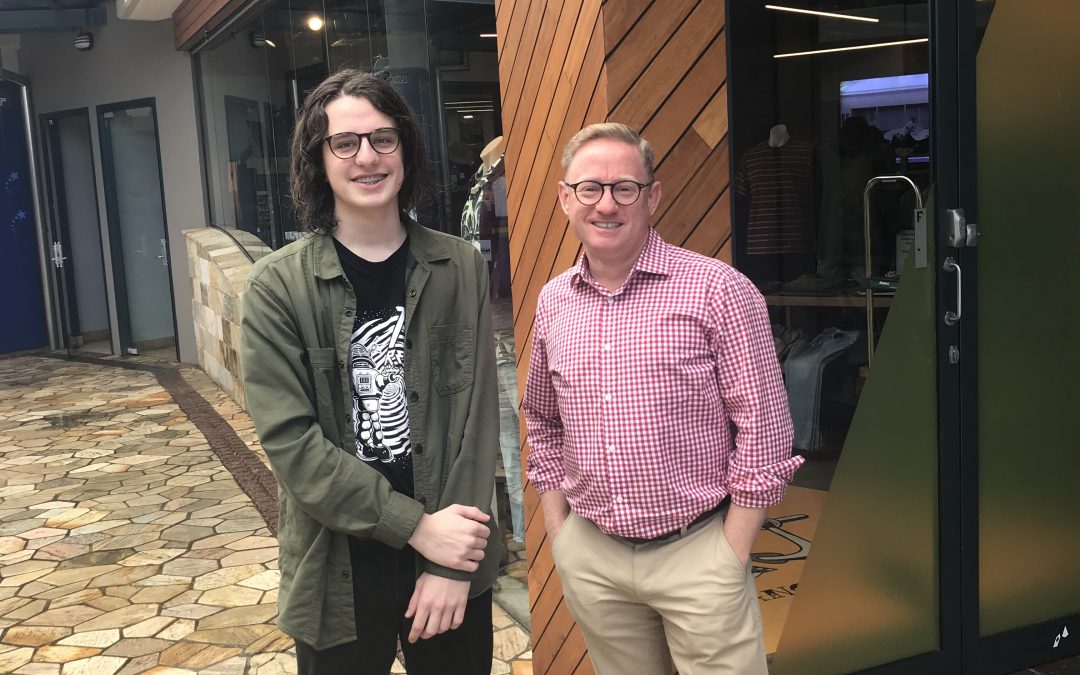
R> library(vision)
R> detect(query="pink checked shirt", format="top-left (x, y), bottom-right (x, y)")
top-left (523, 230), bottom-right (803, 539)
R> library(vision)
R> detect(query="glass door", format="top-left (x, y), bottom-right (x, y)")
top-left (0, 74), bottom-right (50, 354)
top-left (41, 110), bottom-right (111, 356)
top-left (953, 1), bottom-right (1080, 671)
top-left (725, 2), bottom-right (966, 672)
top-left (97, 99), bottom-right (178, 360)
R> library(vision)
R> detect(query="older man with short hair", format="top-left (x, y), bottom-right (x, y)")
top-left (523, 122), bottom-right (803, 675)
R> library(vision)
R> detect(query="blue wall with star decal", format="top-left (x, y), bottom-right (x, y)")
top-left (1, 79), bottom-right (47, 353)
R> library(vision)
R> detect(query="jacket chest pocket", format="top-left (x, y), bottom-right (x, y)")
top-left (306, 347), bottom-right (341, 442)
top-left (429, 324), bottom-right (474, 396)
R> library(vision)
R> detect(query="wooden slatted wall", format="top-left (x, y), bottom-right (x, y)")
top-left (172, 0), bottom-right (250, 50)
top-left (495, 0), bottom-right (730, 672)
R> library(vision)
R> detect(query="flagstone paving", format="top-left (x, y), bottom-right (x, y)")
top-left (0, 355), bottom-right (532, 675)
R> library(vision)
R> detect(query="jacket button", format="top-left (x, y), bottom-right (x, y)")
top-left (339, 360), bottom-right (345, 369)
top-left (405, 338), bottom-right (413, 349)
top-left (409, 289), bottom-right (417, 297)
top-left (409, 392), bottom-right (419, 402)
top-left (345, 309), bottom-right (353, 317)
top-left (414, 443), bottom-right (424, 455)
top-left (341, 569), bottom-right (349, 579)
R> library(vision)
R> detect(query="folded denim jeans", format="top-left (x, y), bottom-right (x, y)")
top-left (784, 328), bottom-right (859, 451)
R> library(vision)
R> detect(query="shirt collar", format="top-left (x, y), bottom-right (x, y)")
top-left (313, 215), bottom-right (450, 280)
top-left (570, 228), bottom-right (671, 289)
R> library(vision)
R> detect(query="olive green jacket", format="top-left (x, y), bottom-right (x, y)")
top-left (240, 218), bottom-right (501, 649)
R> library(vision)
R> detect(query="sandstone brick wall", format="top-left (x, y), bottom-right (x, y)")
top-left (184, 228), bottom-right (272, 409)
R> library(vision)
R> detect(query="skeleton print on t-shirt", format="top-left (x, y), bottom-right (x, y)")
top-left (349, 306), bottom-right (411, 464)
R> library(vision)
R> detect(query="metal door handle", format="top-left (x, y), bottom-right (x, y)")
top-left (943, 257), bottom-right (962, 326)
top-left (51, 241), bottom-right (68, 268)
top-left (945, 208), bottom-right (980, 247)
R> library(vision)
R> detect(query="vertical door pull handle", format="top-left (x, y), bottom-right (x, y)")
top-left (943, 257), bottom-right (962, 326)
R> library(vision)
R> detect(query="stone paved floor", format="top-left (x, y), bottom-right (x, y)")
top-left (0, 354), bottom-right (533, 675)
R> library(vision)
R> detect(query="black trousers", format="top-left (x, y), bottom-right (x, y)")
top-left (295, 538), bottom-right (493, 675)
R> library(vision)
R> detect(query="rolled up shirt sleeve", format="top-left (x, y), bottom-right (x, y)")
top-left (712, 273), bottom-right (803, 509)
top-left (522, 292), bottom-right (567, 494)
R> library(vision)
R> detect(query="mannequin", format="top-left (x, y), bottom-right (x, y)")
top-left (734, 124), bottom-right (815, 266)
top-left (470, 135), bottom-right (523, 548)
top-left (459, 136), bottom-right (504, 247)
top-left (768, 123), bottom-right (790, 148)
top-left (480, 135), bottom-right (505, 173)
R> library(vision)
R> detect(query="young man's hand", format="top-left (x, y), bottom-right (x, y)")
top-left (404, 573), bottom-right (471, 642)
top-left (407, 504), bottom-right (490, 572)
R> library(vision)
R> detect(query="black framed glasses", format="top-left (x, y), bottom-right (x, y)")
top-left (566, 180), bottom-right (652, 206)
top-left (324, 128), bottom-right (400, 159)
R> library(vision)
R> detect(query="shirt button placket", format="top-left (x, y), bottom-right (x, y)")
top-left (600, 291), bottom-right (617, 518)
top-left (601, 293), bottom-right (619, 522)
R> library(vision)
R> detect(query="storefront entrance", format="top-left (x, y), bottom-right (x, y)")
top-left (728, 1), bottom-right (1079, 672)
top-left (40, 108), bottom-right (112, 357)
top-left (97, 99), bottom-right (178, 360)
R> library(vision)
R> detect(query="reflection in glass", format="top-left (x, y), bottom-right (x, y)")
top-left (102, 107), bottom-right (176, 356)
top-left (729, 2), bottom-right (938, 670)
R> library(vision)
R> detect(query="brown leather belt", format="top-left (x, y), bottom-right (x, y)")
top-left (610, 496), bottom-right (731, 547)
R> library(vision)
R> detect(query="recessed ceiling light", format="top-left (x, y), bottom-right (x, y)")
top-left (775, 38), bottom-right (928, 59)
top-left (765, 4), bottom-right (879, 23)
top-left (306, 15), bottom-right (324, 31)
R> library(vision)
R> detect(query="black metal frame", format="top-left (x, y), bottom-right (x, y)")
top-left (39, 107), bottom-right (111, 355)
top-left (96, 98), bottom-right (180, 360)
top-left (943, 2), bottom-right (1080, 673)
top-left (42, 114), bottom-right (81, 341)
top-left (978, 611), bottom-right (1080, 674)
top-left (930, 1), bottom-right (966, 674)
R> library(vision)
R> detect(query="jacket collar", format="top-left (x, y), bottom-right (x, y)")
top-left (570, 228), bottom-right (671, 289)
top-left (312, 215), bottom-right (451, 280)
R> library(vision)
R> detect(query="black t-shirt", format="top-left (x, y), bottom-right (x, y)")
top-left (334, 237), bottom-right (414, 497)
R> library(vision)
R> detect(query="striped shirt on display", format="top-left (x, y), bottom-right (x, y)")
top-left (734, 140), bottom-right (815, 255)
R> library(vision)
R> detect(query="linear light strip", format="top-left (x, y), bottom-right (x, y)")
top-left (765, 4), bottom-right (880, 23)
top-left (774, 37), bottom-right (928, 59)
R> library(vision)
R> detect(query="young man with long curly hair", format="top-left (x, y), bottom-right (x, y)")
top-left (241, 69), bottom-right (500, 675)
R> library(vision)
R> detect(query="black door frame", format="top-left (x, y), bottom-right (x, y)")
top-left (931, 1), bottom-right (966, 674)
top-left (850, 2), bottom-right (968, 672)
top-left (39, 107), bottom-right (110, 354)
top-left (947, 2), bottom-right (1080, 673)
top-left (96, 97), bottom-right (180, 360)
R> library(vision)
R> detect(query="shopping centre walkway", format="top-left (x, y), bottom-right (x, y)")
top-left (0, 353), bottom-right (532, 675)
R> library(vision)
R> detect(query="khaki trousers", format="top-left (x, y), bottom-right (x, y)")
top-left (551, 512), bottom-right (767, 675)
